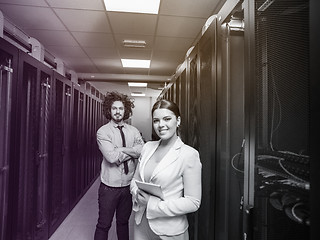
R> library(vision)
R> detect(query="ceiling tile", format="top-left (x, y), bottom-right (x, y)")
top-left (89, 82), bottom-right (131, 95)
top-left (47, 0), bottom-right (105, 10)
top-left (0, 4), bottom-right (66, 30)
top-left (118, 48), bottom-right (152, 60)
top-left (160, 0), bottom-right (221, 18)
top-left (72, 32), bottom-right (115, 47)
top-left (0, 0), bottom-right (49, 7)
top-left (27, 30), bottom-right (79, 46)
top-left (63, 57), bottom-right (99, 72)
top-left (54, 8), bottom-right (111, 32)
top-left (157, 15), bottom-right (206, 38)
top-left (108, 12), bottom-right (157, 35)
top-left (92, 58), bottom-right (124, 74)
top-left (48, 45), bottom-right (88, 59)
top-left (84, 47), bottom-right (119, 59)
top-left (123, 68), bottom-right (150, 75)
top-left (150, 50), bottom-right (185, 75)
top-left (0, 0), bottom-right (224, 97)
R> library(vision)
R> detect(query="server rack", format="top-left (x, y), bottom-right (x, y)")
top-left (0, 37), bottom-right (105, 240)
top-left (161, 11), bottom-right (245, 239)
top-left (0, 38), bottom-right (17, 240)
top-left (243, 0), bottom-right (312, 239)
top-left (48, 71), bottom-right (73, 235)
top-left (215, 11), bottom-right (245, 240)
top-left (13, 50), bottom-right (53, 240)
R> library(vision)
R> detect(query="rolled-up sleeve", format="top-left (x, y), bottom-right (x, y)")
top-left (129, 128), bottom-right (144, 158)
top-left (97, 128), bottom-right (127, 164)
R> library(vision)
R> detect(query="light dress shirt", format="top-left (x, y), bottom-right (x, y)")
top-left (97, 120), bottom-right (144, 187)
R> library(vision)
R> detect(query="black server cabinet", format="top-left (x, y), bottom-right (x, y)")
top-left (13, 50), bottom-right (53, 240)
top-left (179, 68), bottom-right (188, 143)
top-left (162, 19), bottom-right (219, 240)
top-left (243, 0), bottom-right (311, 239)
top-left (186, 44), bottom-right (201, 240)
top-left (194, 20), bottom-right (218, 240)
top-left (0, 38), bottom-right (18, 240)
top-left (48, 72), bottom-right (73, 236)
top-left (0, 36), bottom-right (104, 240)
top-left (69, 85), bottom-right (85, 204)
top-left (215, 13), bottom-right (245, 240)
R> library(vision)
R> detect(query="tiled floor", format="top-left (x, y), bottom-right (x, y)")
top-left (49, 178), bottom-right (134, 240)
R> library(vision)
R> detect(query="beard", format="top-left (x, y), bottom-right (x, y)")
top-left (112, 114), bottom-right (123, 122)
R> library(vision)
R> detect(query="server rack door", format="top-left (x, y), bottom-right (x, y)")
top-left (187, 45), bottom-right (200, 150)
top-left (197, 20), bottom-right (218, 240)
top-left (62, 82), bottom-right (72, 205)
top-left (13, 51), bottom-right (52, 240)
top-left (175, 76), bottom-right (181, 108)
top-left (244, 0), bottom-right (311, 239)
top-left (79, 92), bottom-right (86, 192)
top-left (185, 44), bottom-right (200, 240)
top-left (70, 87), bottom-right (80, 203)
top-left (48, 73), bottom-right (72, 236)
top-left (36, 72), bottom-right (52, 240)
top-left (215, 16), bottom-right (246, 240)
top-left (48, 78), bottom-right (64, 234)
top-left (0, 40), bottom-right (16, 240)
top-left (89, 98), bottom-right (96, 180)
top-left (171, 82), bottom-right (176, 103)
top-left (92, 98), bottom-right (101, 178)
top-left (85, 93), bottom-right (91, 186)
top-left (70, 88), bottom-right (83, 203)
top-left (179, 69), bottom-right (188, 143)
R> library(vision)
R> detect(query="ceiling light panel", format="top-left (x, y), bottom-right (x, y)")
top-left (121, 59), bottom-right (150, 68)
top-left (104, 0), bottom-right (160, 14)
top-left (128, 82), bottom-right (148, 87)
top-left (131, 93), bottom-right (146, 97)
top-left (123, 40), bottom-right (146, 48)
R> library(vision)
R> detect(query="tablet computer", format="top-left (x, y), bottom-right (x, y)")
top-left (135, 180), bottom-right (164, 200)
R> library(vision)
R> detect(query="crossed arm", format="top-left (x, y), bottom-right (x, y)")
top-left (97, 129), bottom-right (144, 165)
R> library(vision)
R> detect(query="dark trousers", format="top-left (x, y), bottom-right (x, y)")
top-left (94, 183), bottom-right (132, 240)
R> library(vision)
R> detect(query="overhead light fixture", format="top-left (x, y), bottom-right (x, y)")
top-left (121, 59), bottom-right (150, 68)
top-left (123, 40), bottom-right (146, 48)
top-left (131, 93), bottom-right (146, 97)
top-left (104, 0), bottom-right (160, 14)
top-left (128, 82), bottom-right (148, 87)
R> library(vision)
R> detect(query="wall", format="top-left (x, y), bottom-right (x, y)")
top-left (131, 96), bottom-right (157, 142)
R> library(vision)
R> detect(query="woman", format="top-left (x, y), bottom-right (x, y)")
top-left (130, 99), bottom-right (202, 239)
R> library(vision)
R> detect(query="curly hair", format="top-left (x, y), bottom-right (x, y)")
top-left (102, 91), bottom-right (135, 121)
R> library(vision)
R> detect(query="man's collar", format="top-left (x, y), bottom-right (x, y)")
top-left (110, 120), bottom-right (125, 128)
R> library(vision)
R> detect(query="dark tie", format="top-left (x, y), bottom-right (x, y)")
top-left (117, 126), bottom-right (129, 174)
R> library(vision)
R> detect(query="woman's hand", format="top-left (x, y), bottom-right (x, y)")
top-left (136, 189), bottom-right (150, 206)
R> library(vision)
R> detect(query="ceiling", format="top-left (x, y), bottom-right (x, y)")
top-left (0, 0), bottom-right (226, 97)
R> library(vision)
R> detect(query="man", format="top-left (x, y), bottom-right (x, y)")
top-left (94, 91), bottom-right (144, 240)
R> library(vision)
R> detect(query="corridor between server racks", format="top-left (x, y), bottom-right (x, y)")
top-left (49, 178), bottom-right (134, 240)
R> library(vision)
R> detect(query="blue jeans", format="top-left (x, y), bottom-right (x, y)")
top-left (94, 183), bottom-right (132, 240)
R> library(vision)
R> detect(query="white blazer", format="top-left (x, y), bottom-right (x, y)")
top-left (130, 137), bottom-right (202, 236)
